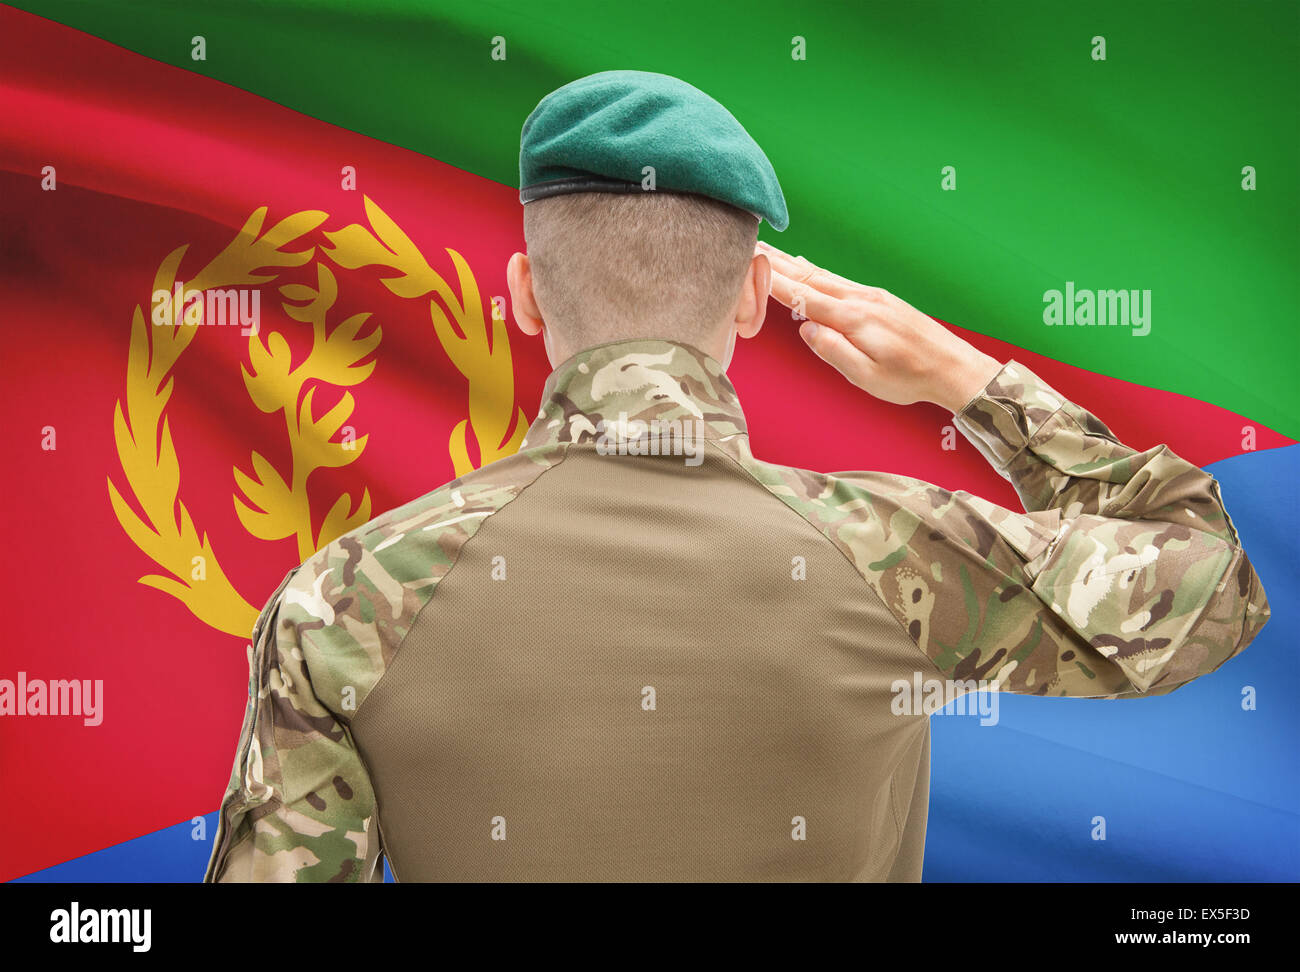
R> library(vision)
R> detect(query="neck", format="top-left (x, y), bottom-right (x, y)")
top-left (545, 325), bottom-right (732, 370)
top-left (522, 338), bottom-right (752, 461)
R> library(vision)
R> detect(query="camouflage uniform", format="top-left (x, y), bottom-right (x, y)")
top-left (203, 339), bottom-right (1269, 882)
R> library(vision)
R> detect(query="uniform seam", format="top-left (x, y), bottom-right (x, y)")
top-left (348, 445), bottom-right (572, 731)
top-left (343, 447), bottom-right (572, 877)
top-left (716, 446), bottom-right (948, 679)
top-left (888, 775), bottom-right (903, 841)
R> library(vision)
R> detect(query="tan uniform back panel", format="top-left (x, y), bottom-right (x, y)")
top-left (351, 445), bottom-right (933, 881)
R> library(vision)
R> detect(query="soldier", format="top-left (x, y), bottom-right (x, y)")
top-left (204, 70), bottom-right (1269, 882)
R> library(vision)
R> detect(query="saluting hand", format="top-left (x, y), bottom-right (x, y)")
top-left (756, 241), bottom-right (1003, 413)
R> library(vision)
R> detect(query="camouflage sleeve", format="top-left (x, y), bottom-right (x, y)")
top-left (753, 360), bottom-right (1270, 699)
top-left (937, 359), bottom-right (1270, 696)
top-left (954, 358), bottom-right (1270, 678)
top-left (202, 567), bottom-right (384, 883)
top-left (954, 360), bottom-right (1243, 544)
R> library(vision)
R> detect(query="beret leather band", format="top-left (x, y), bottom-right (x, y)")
top-left (520, 174), bottom-right (657, 203)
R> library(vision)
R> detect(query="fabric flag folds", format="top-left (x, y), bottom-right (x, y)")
top-left (0, 4), bottom-right (1293, 881)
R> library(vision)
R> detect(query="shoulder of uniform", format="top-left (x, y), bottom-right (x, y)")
top-left (267, 444), bottom-right (564, 645)
top-left (740, 454), bottom-right (1056, 573)
top-left (740, 454), bottom-right (919, 525)
top-left (290, 444), bottom-right (562, 595)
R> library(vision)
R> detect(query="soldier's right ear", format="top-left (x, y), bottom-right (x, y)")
top-left (506, 252), bottom-right (544, 338)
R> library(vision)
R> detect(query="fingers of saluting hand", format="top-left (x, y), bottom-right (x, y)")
top-left (757, 240), bottom-right (862, 297)
top-left (798, 319), bottom-right (879, 381)
top-left (755, 240), bottom-right (874, 331)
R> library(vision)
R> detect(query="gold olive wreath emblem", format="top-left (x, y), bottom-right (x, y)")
top-left (107, 196), bottom-right (526, 637)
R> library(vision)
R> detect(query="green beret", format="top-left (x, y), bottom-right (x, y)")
top-left (519, 70), bottom-right (788, 231)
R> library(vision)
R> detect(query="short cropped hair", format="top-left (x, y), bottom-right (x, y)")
top-left (522, 191), bottom-right (760, 351)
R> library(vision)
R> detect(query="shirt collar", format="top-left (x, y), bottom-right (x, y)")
top-left (521, 338), bottom-right (751, 458)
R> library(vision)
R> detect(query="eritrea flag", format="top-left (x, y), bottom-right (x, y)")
top-left (1, 0), bottom-right (1296, 883)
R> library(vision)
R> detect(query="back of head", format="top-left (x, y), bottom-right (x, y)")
top-left (523, 190), bottom-right (759, 352)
